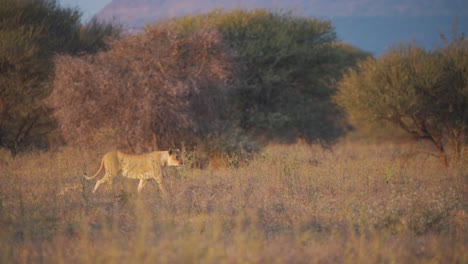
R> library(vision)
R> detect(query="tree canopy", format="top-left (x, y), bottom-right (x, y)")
top-left (336, 33), bottom-right (468, 165)
top-left (171, 9), bottom-right (369, 145)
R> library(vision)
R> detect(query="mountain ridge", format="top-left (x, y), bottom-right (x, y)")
top-left (95, 0), bottom-right (468, 55)
top-left (98, 0), bottom-right (468, 22)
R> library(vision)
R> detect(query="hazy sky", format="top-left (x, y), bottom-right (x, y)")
top-left (57, 0), bottom-right (467, 55)
top-left (60, 0), bottom-right (468, 21)
top-left (58, 0), bottom-right (111, 21)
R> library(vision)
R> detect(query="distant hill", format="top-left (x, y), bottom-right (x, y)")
top-left (96, 0), bottom-right (468, 55)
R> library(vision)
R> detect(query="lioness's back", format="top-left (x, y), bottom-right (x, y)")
top-left (118, 151), bottom-right (164, 178)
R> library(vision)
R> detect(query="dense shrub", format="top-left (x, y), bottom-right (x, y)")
top-left (47, 24), bottom-right (236, 152)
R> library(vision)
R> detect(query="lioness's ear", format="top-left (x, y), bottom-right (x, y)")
top-left (169, 148), bottom-right (173, 155)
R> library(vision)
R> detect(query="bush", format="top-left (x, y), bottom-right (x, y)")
top-left (47, 24), bottom-right (236, 152)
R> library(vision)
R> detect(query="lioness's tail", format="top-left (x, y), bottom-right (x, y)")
top-left (84, 159), bottom-right (104, 180)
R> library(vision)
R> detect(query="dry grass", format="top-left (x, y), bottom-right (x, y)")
top-left (0, 141), bottom-right (466, 263)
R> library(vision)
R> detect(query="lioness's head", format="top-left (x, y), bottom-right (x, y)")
top-left (168, 148), bottom-right (183, 166)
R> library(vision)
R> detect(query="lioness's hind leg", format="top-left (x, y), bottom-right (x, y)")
top-left (137, 179), bottom-right (150, 193)
top-left (93, 173), bottom-right (113, 193)
top-left (93, 179), bottom-right (105, 193)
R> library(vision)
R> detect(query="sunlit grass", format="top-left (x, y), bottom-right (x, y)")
top-left (0, 141), bottom-right (466, 263)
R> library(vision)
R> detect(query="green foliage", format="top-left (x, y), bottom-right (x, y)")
top-left (0, 0), bottom-right (120, 155)
top-left (171, 9), bottom-right (369, 145)
top-left (336, 32), bottom-right (468, 164)
top-left (77, 17), bottom-right (122, 54)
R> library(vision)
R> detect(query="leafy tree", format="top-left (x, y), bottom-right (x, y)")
top-left (48, 9), bottom-right (369, 155)
top-left (0, 0), bottom-right (119, 155)
top-left (47, 25), bottom-right (235, 152)
top-left (335, 34), bottom-right (468, 165)
top-left (172, 9), bottom-right (369, 145)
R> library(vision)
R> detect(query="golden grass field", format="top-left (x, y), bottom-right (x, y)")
top-left (0, 141), bottom-right (466, 263)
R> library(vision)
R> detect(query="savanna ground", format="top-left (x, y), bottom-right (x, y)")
top-left (0, 141), bottom-right (466, 263)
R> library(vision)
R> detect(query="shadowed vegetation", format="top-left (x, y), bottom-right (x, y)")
top-left (171, 9), bottom-right (370, 145)
top-left (0, 0), bottom-right (120, 155)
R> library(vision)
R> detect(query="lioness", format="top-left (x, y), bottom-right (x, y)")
top-left (85, 149), bottom-right (183, 194)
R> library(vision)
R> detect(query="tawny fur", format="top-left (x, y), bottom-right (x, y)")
top-left (85, 149), bottom-right (183, 194)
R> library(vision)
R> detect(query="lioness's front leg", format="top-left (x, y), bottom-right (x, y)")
top-left (153, 174), bottom-right (167, 196)
top-left (137, 179), bottom-right (150, 193)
